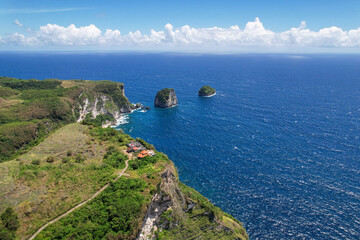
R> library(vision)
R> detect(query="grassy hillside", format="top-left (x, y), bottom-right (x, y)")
top-left (0, 123), bottom-right (248, 239)
top-left (0, 124), bottom-right (130, 238)
top-left (0, 77), bottom-right (132, 162)
top-left (36, 126), bottom-right (247, 240)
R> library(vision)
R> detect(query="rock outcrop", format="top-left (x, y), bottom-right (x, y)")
top-left (154, 88), bottom-right (178, 108)
top-left (199, 85), bottom-right (216, 97)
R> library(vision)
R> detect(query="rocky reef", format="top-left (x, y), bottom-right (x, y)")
top-left (154, 88), bottom-right (178, 108)
top-left (199, 85), bottom-right (216, 97)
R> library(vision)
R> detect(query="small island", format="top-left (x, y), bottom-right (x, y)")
top-left (154, 88), bottom-right (178, 108)
top-left (199, 85), bottom-right (216, 97)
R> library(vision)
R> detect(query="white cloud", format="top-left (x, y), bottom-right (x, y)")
top-left (2, 18), bottom-right (360, 51)
top-left (14, 19), bottom-right (23, 27)
top-left (1, 8), bottom-right (86, 14)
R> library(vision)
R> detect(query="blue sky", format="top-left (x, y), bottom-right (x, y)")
top-left (1, 0), bottom-right (360, 52)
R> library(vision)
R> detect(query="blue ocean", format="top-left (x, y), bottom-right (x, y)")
top-left (1, 52), bottom-right (360, 239)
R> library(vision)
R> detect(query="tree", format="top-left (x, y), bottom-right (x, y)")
top-left (1, 207), bottom-right (19, 231)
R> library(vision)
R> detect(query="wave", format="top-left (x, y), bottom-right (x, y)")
top-left (112, 114), bottom-right (130, 127)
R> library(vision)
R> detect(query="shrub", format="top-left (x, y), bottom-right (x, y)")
top-left (31, 159), bottom-right (40, 165)
top-left (147, 173), bottom-right (155, 179)
top-left (131, 155), bottom-right (160, 170)
top-left (118, 135), bottom-right (126, 143)
top-left (103, 149), bottom-right (128, 168)
top-left (75, 153), bottom-right (85, 163)
top-left (0, 226), bottom-right (14, 240)
top-left (66, 150), bottom-right (72, 156)
top-left (131, 161), bottom-right (139, 170)
top-left (82, 114), bottom-right (115, 127)
top-left (46, 156), bottom-right (55, 163)
top-left (62, 157), bottom-right (71, 163)
top-left (1, 207), bottom-right (19, 231)
top-left (0, 86), bottom-right (18, 98)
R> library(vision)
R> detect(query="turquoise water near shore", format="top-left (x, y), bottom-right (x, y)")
top-left (1, 53), bottom-right (360, 239)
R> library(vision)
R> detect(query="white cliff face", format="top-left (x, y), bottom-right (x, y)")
top-left (137, 167), bottom-right (186, 240)
top-left (77, 98), bottom-right (90, 122)
top-left (137, 193), bottom-right (164, 240)
top-left (76, 93), bottom-right (129, 122)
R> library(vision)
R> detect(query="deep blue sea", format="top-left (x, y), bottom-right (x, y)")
top-left (1, 52), bottom-right (360, 239)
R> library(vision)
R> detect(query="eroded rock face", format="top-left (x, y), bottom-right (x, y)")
top-left (137, 165), bottom-right (248, 240)
top-left (154, 88), bottom-right (178, 108)
top-left (137, 166), bottom-right (185, 240)
top-left (76, 90), bottom-right (132, 122)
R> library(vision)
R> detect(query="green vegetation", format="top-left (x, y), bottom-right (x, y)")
top-left (155, 88), bottom-right (173, 104)
top-left (0, 87), bottom-right (19, 98)
top-left (31, 159), bottom-right (40, 165)
top-left (0, 78), bottom-right (61, 91)
top-left (82, 113), bottom-right (115, 127)
top-left (156, 183), bottom-right (248, 240)
top-left (46, 156), bottom-right (55, 163)
top-left (103, 147), bottom-right (128, 168)
top-left (36, 178), bottom-right (147, 240)
top-left (0, 78), bottom-right (73, 162)
top-left (0, 124), bottom-right (117, 238)
top-left (94, 81), bottom-right (130, 110)
top-left (0, 207), bottom-right (19, 240)
top-left (130, 154), bottom-right (161, 170)
top-left (136, 137), bottom-right (156, 150)
top-left (198, 85), bottom-right (216, 96)
top-left (90, 126), bottom-right (132, 145)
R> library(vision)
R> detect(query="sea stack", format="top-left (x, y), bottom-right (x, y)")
top-left (154, 88), bottom-right (178, 108)
top-left (198, 85), bottom-right (216, 97)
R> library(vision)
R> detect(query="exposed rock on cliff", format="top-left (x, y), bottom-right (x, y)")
top-left (138, 165), bottom-right (248, 240)
top-left (73, 80), bottom-right (132, 122)
top-left (154, 88), bottom-right (178, 108)
top-left (199, 85), bottom-right (216, 97)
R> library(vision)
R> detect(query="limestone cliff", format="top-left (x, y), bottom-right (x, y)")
top-left (154, 88), bottom-right (178, 108)
top-left (138, 165), bottom-right (249, 240)
top-left (70, 80), bottom-right (132, 122)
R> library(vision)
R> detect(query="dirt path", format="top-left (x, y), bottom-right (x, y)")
top-left (28, 154), bottom-right (131, 240)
